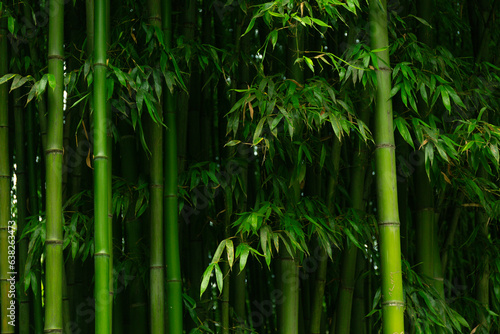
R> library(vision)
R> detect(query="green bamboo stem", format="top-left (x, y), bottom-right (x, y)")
top-left (62, 269), bottom-right (72, 333)
top-left (176, 0), bottom-right (196, 173)
top-left (415, 165), bottom-right (443, 297)
top-left (163, 0), bottom-right (183, 331)
top-left (279, 14), bottom-right (304, 334)
top-left (118, 123), bottom-right (148, 333)
top-left (312, 137), bottom-right (341, 334)
top-left (26, 102), bottom-right (44, 334)
top-left (279, 245), bottom-right (299, 334)
top-left (164, 92), bottom-right (183, 334)
top-left (476, 209), bottom-right (489, 329)
top-left (335, 100), bottom-right (370, 334)
top-left (310, 247), bottom-right (327, 334)
top-left (14, 89), bottom-right (30, 334)
top-left (44, 0), bottom-right (65, 332)
top-left (221, 186), bottom-right (233, 334)
top-left (0, 14), bottom-right (14, 334)
top-left (94, 0), bottom-right (111, 333)
top-left (369, 0), bottom-right (405, 332)
top-left (350, 254), bottom-right (367, 334)
top-left (147, 1), bottom-right (166, 332)
top-left (476, 167), bottom-right (490, 329)
top-left (105, 2), bottom-right (113, 330)
top-left (441, 192), bottom-right (464, 273)
top-left (23, 3), bottom-right (48, 151)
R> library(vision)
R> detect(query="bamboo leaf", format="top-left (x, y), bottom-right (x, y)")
top-left (490, 143), bottom-right (499, 163)
top-left (242, 16), bottom-right (257, 36)
top-left (11, 75), bottom-right (30, 91)
top-left (200, 263), bottom-right (215, 297)
top-left (444, 85), bottom-right (465, 109)
top-left (394, 117), bottom-right (414, 149)
top-left (270, 29), bottom-right (278, 49)
top-left (47, 73), bottom-right (56, 91)
top-left (8, 16), bottom-right (15, 34)
top-left (440, 87), bottom-right (451, 111)
top-left (212, 239), bottom-right (226, 264)
top-left (310, 17), bottom-right (330, 28)
top-left (304, 57), bottom-right (314, 73)
top-left (319, 144), bottom-right (326, 169)
top-left (0, 73), bottom-right (16, 85)
top-left (253, 117), bottom-right (267, 143)
top-left (408, 14), bottom-right (432, 28)
top-left (226, 239), bottom-right (234, 269)
top-left (238, 244), bottom-right (250, 272)
top-left (214, 263), bottom-right (223, 294)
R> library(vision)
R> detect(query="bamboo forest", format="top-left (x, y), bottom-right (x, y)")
top-left (1, 0), bottom-right (500, 333)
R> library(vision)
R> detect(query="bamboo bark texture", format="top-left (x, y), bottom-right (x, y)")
top-left (369, 0), bottom-right (405, 332)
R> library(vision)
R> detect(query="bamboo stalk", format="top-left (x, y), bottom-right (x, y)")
top-left (105, 1), bottom-right (113, 330)
top-left (44, 0), bottom-right (65, 332)
top-left (162, 0), bottom-right (184, 331)
top-left (335, 100), bottom-right (370, 334)
top-left (147, 0), bottom-right (166, 332)
top-left (94, 0), bottom-right (111, 332)
top-left (0, 14), bottom-right (14, 334)
top-left (26, 100), bottom-right (44, 334)
top-left (369, 0), bottom-right (405, 332)
top-left (14, 89), bottom-right (30, 334)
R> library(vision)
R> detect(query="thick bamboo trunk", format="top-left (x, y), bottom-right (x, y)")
top-left (147, 1), bottom-right (166, 333)
top-left (0, 14), bottom-right (14, 334)
top-left (44, 0), bottom-right (65, 332)
top-left (369, 0), bottom-right (405, 332)
top-left (94, 0), bottom-right (111, 332)
top-left (279, 17), bottom-right (304, 334)
top-left (162, 0), bottom-right (184, 332)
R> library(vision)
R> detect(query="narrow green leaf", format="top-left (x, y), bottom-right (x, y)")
top-left (319, 144), bottom-right (326, 169)
top-left (238, 244), bottom-right (250, 272)
top-left (225, 140), bottom-right (241, 147)
top-left (200, 263), bottom-right (215, 297)
top-left (242, 16), bottom-right (256, 36)
top-left (0, 73), bottom-right (16, 85)
top-left (310, 17), bottom-right (330, 28)
top-left (8, 16), bottom-right (15, 34)
top-left (440, 86), bottom-right (451, 111)
top-left (47, 73), bottom-right (56, 91)
top-left (270, 29), bottom-right (278, 49)
top-left (490, 143), bottom-right (499, 163)
top-left (395, 117), bottom-right (414, 149)
top-left (212, 239), bottom-right (226, 264)
top-left (304, 57), bottom-right (314, 73)
top-left (214, 263), bottom-right (223, 294)
top-left (226, 239), bottom-right (234, 269)
top-left (444, 85), bottom-right (465, 109)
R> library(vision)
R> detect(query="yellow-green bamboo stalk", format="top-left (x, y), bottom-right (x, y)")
top-left (369, 0), bottom-right (405, 332)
